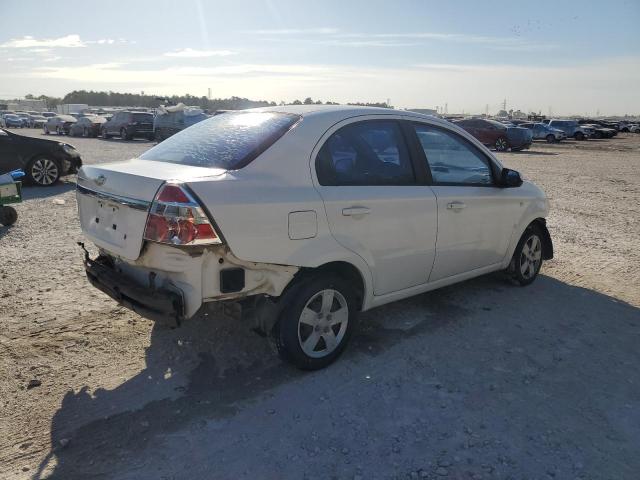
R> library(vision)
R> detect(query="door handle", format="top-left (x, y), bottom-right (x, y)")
top-left (447, 202), bottom-right (466, 211)
top-left (342, 206), bottom-right (371, 216)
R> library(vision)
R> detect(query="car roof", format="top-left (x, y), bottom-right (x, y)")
top-left (246, 104), bottom-right (454, 129)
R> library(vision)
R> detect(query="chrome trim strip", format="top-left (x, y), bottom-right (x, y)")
top-left (76, 184), bottom-right (151, 211)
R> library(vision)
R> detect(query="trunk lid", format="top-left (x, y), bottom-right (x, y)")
top-left (77, 159), bottom-right (225, 260)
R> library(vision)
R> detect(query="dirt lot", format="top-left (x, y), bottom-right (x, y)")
top-left (1, 129), bottom-right (639, 480)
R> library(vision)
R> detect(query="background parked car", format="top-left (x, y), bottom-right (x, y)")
top-left (455, 118), bottom-right (532, 151)
top-left (68, 115), bottom-right (107, 137)
top-left (547, 120), bottom-right (590, 140)
top-left (153, 103), bottom-right (209, 141)
top-left (101, 111), bottom-right (154, 140)
top-left (578, 119), bottom-right (618, 136)
top-left (0, 128), bottom-right (82, 186)
top-left (520, 122), bottom-right (567, 142)
top-left (2, 114), bottom-right (24, 128)
top-left (580, 124), bottom-right (616, 139)
top-left (41, 112), bottom-right (57, 118)
top-left (29, 115), bottom-right (48, 128)
top-left (44, 115), bottom-right (77, 135)
top-left (15, 113), bottom-right (32, 127)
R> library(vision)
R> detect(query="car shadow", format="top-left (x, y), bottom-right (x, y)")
top-left (509, 150), bottom-right (558, 156)
top-left (33, 274), bottom-right (640, 479)
top-left (21, 180), bottom-right (76, 201)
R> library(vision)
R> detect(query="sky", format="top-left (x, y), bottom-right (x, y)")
top-left (1, 0), bottom-right (639, 115)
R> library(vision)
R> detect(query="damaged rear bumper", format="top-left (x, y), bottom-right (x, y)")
top-left (84, 254), bottom-right (185, 324)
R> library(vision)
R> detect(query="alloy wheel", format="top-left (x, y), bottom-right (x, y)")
top-left (495, 137), bottom-right (508, 151)
top-left (31, 158), bottom-right (59, 185)
top-left (519, 234), bottom-right (542, 280)
top-left (297, 289), bottom-right (349, 359)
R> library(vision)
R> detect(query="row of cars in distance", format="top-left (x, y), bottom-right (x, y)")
top-left (0, 111), bottom-right (56, 129)
top-left (450, 116), bottom-right (639, 151)
top-left (42, 111), bottom-right (156, 140)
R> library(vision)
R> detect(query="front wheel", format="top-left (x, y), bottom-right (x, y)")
top-left (26, 157), bottom-right (61, 186)
top-left (274, 274), bottom-right (357, 370)
top-left (494, 137), bottom-right (508, 151)
top-left (546, 134), bottom-right (555, 143)
top-left (574, 132), bottom-right (585, 141)
top-left (508, 226), bottom-right (544, 286)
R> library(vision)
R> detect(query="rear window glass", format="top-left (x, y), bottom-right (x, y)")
top-left (132, 113), bottom-right (152, 121)
top-left (140, 112), bottom-right (300, 169)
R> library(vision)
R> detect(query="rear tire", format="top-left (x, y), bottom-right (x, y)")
top-left (546, 134), bottom-right (555, 143)
top-left (574, 132), bottom-right (585, 141)
top-left (121, 127), bottom-right (132, 140)
top-left (508, 225), bottom-right (544, 286)
top-left (26, 156), bottom-right (61, 186)
top-left (274, 274), bottom-right (357, 370)
top-left (494, 137), bottom-right (508, 151)
top-left (0, 206), bottom-right (18, 226)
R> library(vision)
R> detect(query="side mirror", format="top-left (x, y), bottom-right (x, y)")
top-left (500, 168), bottom-right (523, 188)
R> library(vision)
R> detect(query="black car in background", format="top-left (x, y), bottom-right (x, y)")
top-left (69, 116), bottom-right (107, 137)
top-left (0, 128), bottom-right (82, 186)
top-left (101, 111), bottom-right (154, 140)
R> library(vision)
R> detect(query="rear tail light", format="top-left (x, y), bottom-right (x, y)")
top-left (143, 183), bottom-right (222, 246)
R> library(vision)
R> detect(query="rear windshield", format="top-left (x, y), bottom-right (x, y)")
top-left (140, 112), bottom-right (300, 169)
top-left (132, 113), bottom-right (153, 121)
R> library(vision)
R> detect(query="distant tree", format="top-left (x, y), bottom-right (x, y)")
top-left (25, 93), bottom-right (34, 99)
top-left (303, 97), bottom-right (314, 105)
top-left (292, 99), bottom-right (302, 105)
top-left (315, 100), bottom-right (323, 104)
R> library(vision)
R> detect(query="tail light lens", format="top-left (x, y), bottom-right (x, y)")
top-left (143, 183), bottom-right (222, 246)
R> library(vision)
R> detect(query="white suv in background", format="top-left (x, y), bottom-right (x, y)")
top-left (77, 106), bottom-right (553, 369)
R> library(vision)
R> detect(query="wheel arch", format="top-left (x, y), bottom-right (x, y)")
top-left (529, 218), bottom-right (553, 260)
top-left (294, 260), bottom-right (366, 311)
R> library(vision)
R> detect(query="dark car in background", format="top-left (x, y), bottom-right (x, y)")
top-left (69, 116), bottom-right (107, 137)
top-left (580, 124), bottom-right (616, 139)
top-left (101, 111), bottom-right (154, 140)
top-left (455, 118), bottom-right (532, 151)
top-left (0, 128), bottom-right (82, 186)
top-left (44, 115), bottom-right (77, 135)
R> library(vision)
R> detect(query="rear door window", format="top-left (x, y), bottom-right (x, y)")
top-left (140, 112), bottom-right (300, 169)
top-left (316, 120), bottom-right (415, 186)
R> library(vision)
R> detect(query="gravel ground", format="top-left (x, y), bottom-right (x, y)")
top-left (1, 129), bottom-right (639, 480)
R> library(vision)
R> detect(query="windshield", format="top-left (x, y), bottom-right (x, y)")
top-left (140, 112), bottom-right (300, 169)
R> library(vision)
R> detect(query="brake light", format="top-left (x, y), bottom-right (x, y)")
top-left (143, 183), bottom-right (222, 246)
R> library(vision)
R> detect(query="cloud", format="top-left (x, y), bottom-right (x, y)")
top-left (245, 28), bottom-right (338, 35)
top-left (0, 34), bottom-right (85, 48)
top-left (163, 48), bottom-right (237, 58)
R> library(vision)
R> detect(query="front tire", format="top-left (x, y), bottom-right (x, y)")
top-left (275, 274), bottom-right (357, 370)
top-left (508, 226), bottom-right (544, 286)
top-left (574, 132), bottom-right (585, 141)
top-left (546, 134), bottom-right (555, 143)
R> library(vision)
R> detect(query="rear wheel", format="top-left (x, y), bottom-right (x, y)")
top-left (546, 134), bottom-right (555, 143)
top-left (0, 206), bottom-right (18, 226)
top-left (120, 127), bottom-right (132, 140)
top-left (494, 137), bottom-right (508, 151)
top-left (574, 131), bottom-right (585, 141)
top-left (275, 274), bottom-right (357, 370)
top-left (27, 157), bottom-right (61, 186)
top-left (508, 226), bottom-right (544, 286)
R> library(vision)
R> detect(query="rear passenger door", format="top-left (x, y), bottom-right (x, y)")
top-left (313, 118), bottom-right (438, 296)
top-left (410, 123), bottom-right (520, 281)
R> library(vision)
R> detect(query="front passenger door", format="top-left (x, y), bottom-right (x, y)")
top-left (412, 123), bottom-right (520, 282)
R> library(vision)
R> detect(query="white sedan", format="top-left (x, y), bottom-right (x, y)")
top-left (77, 106), bottom-right (553, 369)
